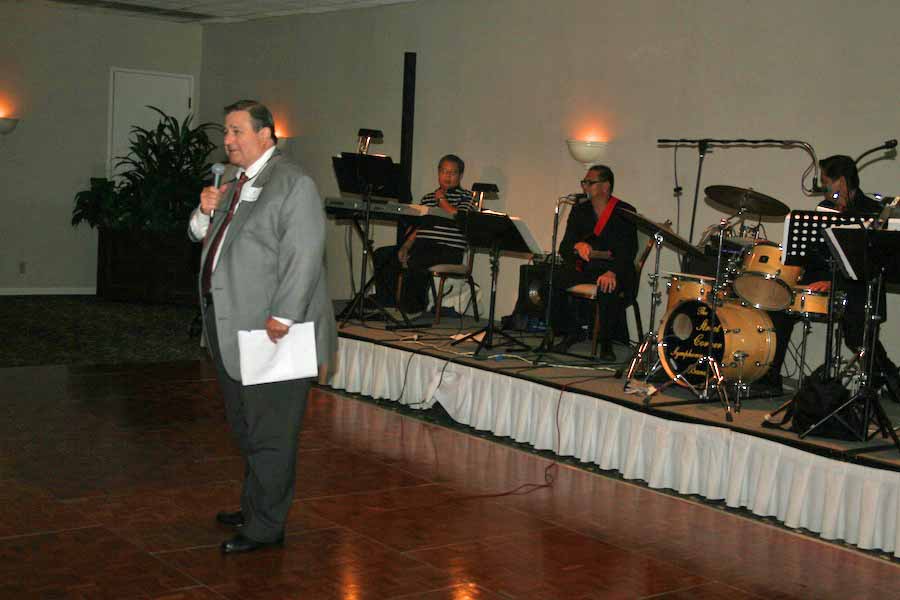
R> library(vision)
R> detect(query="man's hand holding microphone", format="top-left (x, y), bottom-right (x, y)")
top-left (201, 163), bottom-right (227, 216)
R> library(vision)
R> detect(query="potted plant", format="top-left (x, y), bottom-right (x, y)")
top-left (72, 107), bottom-right (220, 304)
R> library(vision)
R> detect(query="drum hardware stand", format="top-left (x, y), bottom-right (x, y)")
top-left (644, 218), bottom-right (738, 421)
top-left (623, 231), bottom-right (666, 389)
top-left (796, 320), bottom-right (814, 384)
top-left (731, 351), bottom-right (750, 411)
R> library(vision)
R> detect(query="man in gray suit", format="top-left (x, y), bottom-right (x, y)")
top-left (189, 99), bottom-right (337, 554)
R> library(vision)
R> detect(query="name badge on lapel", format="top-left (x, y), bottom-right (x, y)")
top-left (241, 186), bottom-right (263, 203)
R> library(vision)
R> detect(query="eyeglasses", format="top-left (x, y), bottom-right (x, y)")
top-left (580, 179), bottom-right (602, 187)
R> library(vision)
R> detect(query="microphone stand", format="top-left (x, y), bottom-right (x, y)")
top-left (657, 137), bottom-right (824, 245)
top-left (689, 140), bottom-right (709, 245)
top-left (532, 196), bottom-right (575, 360)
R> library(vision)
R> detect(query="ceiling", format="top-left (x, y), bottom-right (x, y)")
top-left (49, 0), bottom-right (418, 23)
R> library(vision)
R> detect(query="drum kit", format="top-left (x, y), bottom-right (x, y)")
top-left (623, 185), bottom-right (829, 421)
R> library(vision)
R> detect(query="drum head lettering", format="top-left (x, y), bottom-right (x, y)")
top-left (659, 300), bottom-right (725, 385)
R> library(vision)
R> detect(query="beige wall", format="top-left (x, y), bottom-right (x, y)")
top-left (0, 0), bottom-right (202, 293)
top-left (6, 0), bottom-right (896, 367)
top-left (199, 0), bottom-right (900, 364)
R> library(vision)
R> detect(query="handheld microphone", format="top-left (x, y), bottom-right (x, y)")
top-left (209, 163), bottom-right (226, 217)
top-left (557, 193), bottom-right (586, 208)
top-left (211, 163), bottom-right (226, 188)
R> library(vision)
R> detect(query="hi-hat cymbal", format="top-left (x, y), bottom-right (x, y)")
top-left (705, 185), bottom-right (790, 217)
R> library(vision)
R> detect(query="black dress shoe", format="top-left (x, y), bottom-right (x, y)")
top-left (221, 533), bottom-right (284, 554)
top-left (216, 510), bottom-right (245, 527)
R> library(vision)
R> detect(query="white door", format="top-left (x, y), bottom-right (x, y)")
top-left (108, 68), bottom-right (193, 177)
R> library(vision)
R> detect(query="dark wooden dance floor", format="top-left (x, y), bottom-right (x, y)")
top-left (2, 359), bottom-right (898, 599)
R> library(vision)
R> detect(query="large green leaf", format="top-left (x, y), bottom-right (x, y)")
top-left (72, 106), bottom-right (219, 232)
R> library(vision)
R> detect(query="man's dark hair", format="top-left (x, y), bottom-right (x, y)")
top-left (819, 155), bottom-right (859, 191)
top-left (224, 99), bottom-right (277, 143)
top-left (589, 164), bottom-right (614, 194)
top-left (438, 154), bottom-right (465, 176)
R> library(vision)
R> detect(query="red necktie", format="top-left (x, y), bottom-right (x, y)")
top-left (201, 173), bottom-right (248, 295)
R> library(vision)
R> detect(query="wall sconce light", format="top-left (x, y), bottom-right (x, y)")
top-left (566, 139), bottom-right (608, 166)
top-left (0, 117), bottom-right (19, 135)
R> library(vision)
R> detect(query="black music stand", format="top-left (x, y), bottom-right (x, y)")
top-left (797, 226), bottom-right (900, 450)
top-left (781, 210), bottom-right (869, 377)
top-left (762, 211), bottom-right (860, 426)
top-left (333, 153), bottom-right (413, 327)
top-left (451, 211), bottom-right (538, 357)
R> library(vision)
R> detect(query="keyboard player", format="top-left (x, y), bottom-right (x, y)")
top-left (373, 154), bottom-right (474, 314)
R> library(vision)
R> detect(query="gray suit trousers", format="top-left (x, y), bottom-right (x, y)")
top-left (205, 304), bottom-right (310, 542)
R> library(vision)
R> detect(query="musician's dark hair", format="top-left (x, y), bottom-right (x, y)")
top-left (819, 155), bottom-right (858, 191)
top-left (589, 164), bottom-right (614, 194)
top-left (438, 154), bottom-right (465, 176)
top-left (224, 99), bottom-right (277, 143)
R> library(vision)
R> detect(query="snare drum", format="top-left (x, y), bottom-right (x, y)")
top-left (657, 300), bottom-right (775, 386)
top-left (732, 241), bottom-right (803, 311)
top-left (785, 287), bottom-right (830, 321)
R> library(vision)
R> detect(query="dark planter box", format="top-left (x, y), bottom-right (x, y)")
top-left (97, 228), bottom-right (201, 305)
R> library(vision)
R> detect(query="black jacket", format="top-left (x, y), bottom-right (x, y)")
top-left (559, 198), bottom-right (639, 299)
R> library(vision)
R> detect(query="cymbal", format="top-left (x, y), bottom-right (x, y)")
top-left (617, 208), bottom-right (704, 258)
top-left (705, 185), bottom-right (790, 217)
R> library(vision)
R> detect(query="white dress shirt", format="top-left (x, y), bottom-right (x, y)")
top-left (190, 146), bottom-right (293, 325)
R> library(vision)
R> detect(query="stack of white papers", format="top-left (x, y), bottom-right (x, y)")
top-left (237, 322), bottom-right (318, 385)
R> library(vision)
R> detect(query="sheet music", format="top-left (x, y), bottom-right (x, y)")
top-left (510, 216), bottom-right (544, 255)
top-left (823, 227), bottom-right (857, 281)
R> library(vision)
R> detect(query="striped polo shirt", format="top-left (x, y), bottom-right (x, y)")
top-left (415, 187), bottom-right (475, 250)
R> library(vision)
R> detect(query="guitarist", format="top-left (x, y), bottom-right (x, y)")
top-left (552, 165), bottom-right (638, 360)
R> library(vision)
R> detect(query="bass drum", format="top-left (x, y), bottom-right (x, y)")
top-left (657, 300), bottom-right (776, 386)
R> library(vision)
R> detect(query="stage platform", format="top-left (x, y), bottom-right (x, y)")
top-left (330, 315), bottom-right (900, 558)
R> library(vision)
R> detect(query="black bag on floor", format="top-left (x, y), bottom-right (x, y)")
top-left (788, 365), bottom-right (863, 440)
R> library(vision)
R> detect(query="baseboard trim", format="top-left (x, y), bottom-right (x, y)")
top-left (0, 287), bottom-right (97, 296)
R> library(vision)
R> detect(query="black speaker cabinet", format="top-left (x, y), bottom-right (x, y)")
top-left (514, 263), bottom-right (551, 318)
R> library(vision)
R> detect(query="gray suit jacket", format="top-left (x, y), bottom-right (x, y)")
top-left (190, 150), bottom-right (337, 382)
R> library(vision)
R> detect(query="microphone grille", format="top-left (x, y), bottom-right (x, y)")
top-left (211, 163), bottom-right (226, 175)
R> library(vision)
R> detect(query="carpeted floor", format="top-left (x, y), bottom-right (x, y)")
top-left (1, 295), bottom-right (207, 367)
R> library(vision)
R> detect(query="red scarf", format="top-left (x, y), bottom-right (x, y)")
top-left (574, 196), bottom-right (620, 272)
top-left (592, 196), bottom-right (620, 237)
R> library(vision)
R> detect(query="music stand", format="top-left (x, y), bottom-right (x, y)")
top-left (333, 152), bottom-right (413, 327)
top-left (781, 210), bottom-right (869, 376)
top-left (797, 226), bottom-right (900, 450)
top-left (451, 211), bottom-right (541, 357)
